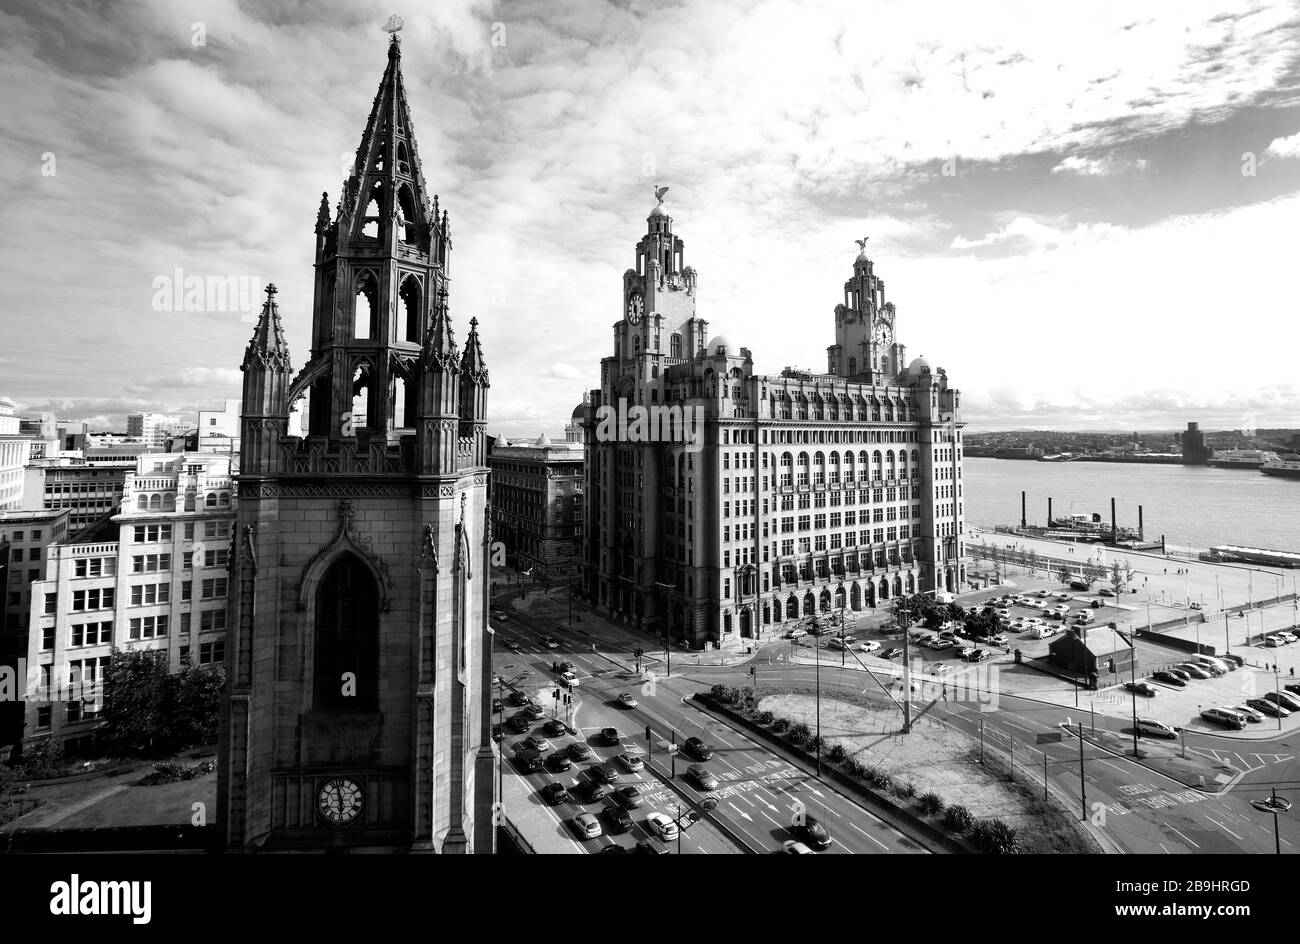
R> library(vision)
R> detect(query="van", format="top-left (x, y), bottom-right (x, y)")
top-left (827, 637), bottom-right (848, 650)
top-left (1200, 707), bottom-right (1246, 730)
top-left (1137, 718), bottom-right (1179, 739)
top-left (1073, 611), bottom-right (1096, 625)
top-left (1190, 655), bottom-right (1229, 675)
top-left (928, 591), bottom-right (956, 605)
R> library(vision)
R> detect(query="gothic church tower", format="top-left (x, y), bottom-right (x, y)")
top-left (218, 34), bottom-right (494, 853)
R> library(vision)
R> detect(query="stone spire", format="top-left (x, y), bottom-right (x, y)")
top-left (242, 283), bottom-right (292, 372)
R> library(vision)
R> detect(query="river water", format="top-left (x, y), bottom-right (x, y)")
top-left (964, 458), bottom-right (1300, 553)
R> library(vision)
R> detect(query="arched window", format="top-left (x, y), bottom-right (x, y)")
top-left (400, 276), bottom-right (421, 343)
top-left (361, 182), bottom-right (382, 240)
top-left (351, 363), bottom-right (372, 432)
top-left (397, 184), bottom-right (417, 243)
top-left (205, 493), bottom-right (217, 508)
top-left (796, 452), bottom-right (810, 487)
top-left (314, 554), bottom-right (379, 711)
top-left (872, 450), bottom-right (883, 478)
top-left (779, 452), bottom-right (793, 487)
top-left (883, 401), bottom-right (894, 422)
top-left (136, 495), bottom-right (147, 511)
top-left (786, 596), bottom-right (798, 620)
top-left (219, 492), bottom-right (231, 507)
top-left (848, 356), bottom-right (856, 375)
top-left (354, 272), bottom-right (378, 340)
top-left (149, 494), bottom-right (161, 511)
top-left (828, 451), bottom-right (841, 485)
top-left (163, 493), bottom-right (175, 511)
top-left (871, 399), bottom-right (881, 422)
top-left (812, 452), bottom-right (826, 485)
top-left (396, 141), bottom-right (410, 175)
top-left (670, 333), bottom-right (682, 358)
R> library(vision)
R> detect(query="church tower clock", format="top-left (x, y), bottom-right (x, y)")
top-left (217, 31), bottom-right (495, 853)
top-left (828, 238), bottom-right (905, 382)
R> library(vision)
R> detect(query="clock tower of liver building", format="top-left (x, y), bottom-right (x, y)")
top-left (218, 34), bottom-right (495, 853)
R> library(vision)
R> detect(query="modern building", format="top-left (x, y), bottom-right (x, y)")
top-left (581, 199), bottom-right (966, 649)
top-left (489, 434), bottom-right (583, 581)
top-left (22, 457), bottom-right (136, 538)
top-left (1048, 626), bottom-right (1136, 687)
top-left (217, 34), bottom-right (494, 853)
top-left (21, 453), bottom-right (235, 756)
top-left (126, 412), bottom-right (185, 449)
top-left (1180, 422), bottom-right (1209, 465)
top-left (0, 399), bottom-right (29, 511)
top-left (192, 397), bottom-right (241, 458)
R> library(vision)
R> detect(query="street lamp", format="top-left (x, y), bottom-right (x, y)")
top-left (1252, 790), bottom-right (1291, 854)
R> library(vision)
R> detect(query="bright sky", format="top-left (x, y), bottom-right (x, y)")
top-left (2, 0), bottom-right (1298, 436)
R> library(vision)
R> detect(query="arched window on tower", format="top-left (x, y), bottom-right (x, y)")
top-left (848, 356), bottom-right (856, 376)
top-left (361, 182), bottom-right (382, 240)
top-left (633, 335), bottom-right (641, 356)
top-left (670, 333), bottom-right (682, 358)
top-left (400, 276), bottom-right (421, 343)
top-left (354, 273), bottom-right (378, 340)
top-left (397, 185), bottom-right (417, 244)
top-left (351, 363), bottom-right (372, 433)
top-left (392, 375), bottom-right (414, 429)
top-left (396, 141), bottom-right (410, 176)
top-left (314, 554), bottom-right (379, 711)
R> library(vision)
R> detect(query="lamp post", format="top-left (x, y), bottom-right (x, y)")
top-left (653, 580), bottom-right (674, 676)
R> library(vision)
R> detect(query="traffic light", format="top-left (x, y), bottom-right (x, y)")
top-left (553, 689), bottom-right (560, 700)
top-left (645, 725), bottom-right (652, 742)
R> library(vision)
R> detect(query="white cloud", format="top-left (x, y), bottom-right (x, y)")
top-left (1051, 155), bottom-right (1150, 176)
top-left (547, 362), bottom-right (581, 380)
top-left (1265, 131), bottom-right (1300, 159)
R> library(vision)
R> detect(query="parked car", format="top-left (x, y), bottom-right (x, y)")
top-left (603, 805), bottom-right (633, 833)
top-left (616, 752), bottom-right (644, 773)
top-left (1200, 707), bottom-right (1246, 730)
top-left (615, 786), bottom-right (644, 809)
top-left (1050, 604), bottom-right (1070, 616)
top-left (958, 647), bottom-right (976, 659)
top-left (1266, 634), bottom-right (1286, 647)
top-left (1009, 619), bottom-right (1028, 632)
top-left (937, 630), bottom-right (961, 642)
top-left (884, 648), bottom-right (904, 660)
top-left (1090, 599), bottom-right (1106, 609)
top-left (1279, 631), bottom-right (1300, 644)
top-left (1177, 664), bottom-right (1213, 680)
top-left (687, 764), bottom-right (719, 790)
top-left (989, 633), bottom-right (1009, 646)
top-left (683, 737), bottom-right (713, 760)
top-left (1152, 671), bottom-right (1187, 687)
top-left (790, 816), bottom-right (831, 850)
top-left (967, 648), bottom-right (992, 663)
top-left (522, 704), bottom-right (545, 720)
top-left (786, 628), bottom-right (808, 639)
top-left (1285, 682), bottom-right (1300, 697)
top-left (509, 691), bottom-right (530, 707)
top-left (618, 693), bottom-right (639, 708)
top-left (1166, 668), bottom-right (1192, 682)
top-left (1137, 718), bottom-right (1179, 739)
top-left (1221, 652), bottom-right (1246, 668)
top-left (1265, 690), bottom-right (1300, 713)
top-left (859, 640), bottom-right (882, 653)
top-left (1190, 655), bottom-right (1229, 675)
top-left (568, 742), bottom-right (594, 761)
top-left (1126, 681), bottom-right (1158, 697)
top-left (541, 782), bottom-right (569, 805)
top-left (1034, 626), bottom-right (1057, 639)
top-left (1248, 697), bottom-right (1290, 718)
top-left (571, 812), bottom-right (603, 839)
top-left (929, 638), bottom-right (955, 651)
top-left (645, 812), bottom-right (679, 841)
top-left (1230, 704), bottom-right (1265, 723)
top-left (1097, 587), bottom-right (1115, 597)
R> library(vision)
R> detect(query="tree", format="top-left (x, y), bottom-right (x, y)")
top-left (1109, 560), bottom-right (1136, 597)
top-left (1081, 561), bottom-right (1107, 589)
top-left (964, 607), bottom-right (1000, 639)
top-left (1056, 565), bottom-right (1073, 587)
top-left (101, 650), bottom-right (226, 757)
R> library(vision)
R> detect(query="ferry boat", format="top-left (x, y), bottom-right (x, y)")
top-left (1209, 448), bottom-right (1281, 469)
top-left (1261, 458), bottom-right (1300, 479)
top-left (1048, 512), bottom-right (1138, 541)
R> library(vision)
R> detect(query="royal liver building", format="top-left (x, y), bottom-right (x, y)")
top-left (580, 196), bottom-right (966, 650)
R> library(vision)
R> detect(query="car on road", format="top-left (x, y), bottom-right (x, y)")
top-left (507, 713), bottom-right (532, 733)
top-left (687, 764), bottom-right (719, 790)
top-left (1230, 704), bottom-right (1265, 723)
top-left (1097, 587), bottom-right (1115, 597)
top-left (1248, 697), bottom-right (1290, 718)
top-left (988, 633), bottom-right (1009, 646)
top-left (603, 805), bottom-right (633, 833)
top-left (543, 719), bottom-right (569, 737)
top-left (572, 812), bottom-right (603, 839)
top-left (781, 840), bottom-right (815, 854)
top-left (601, 727), bottom-right (621, 745)
top-left (1152, 671), bottom-right (1187, 687)
top-left (929, 638), bottom-right (955, 651)
top-left (1266, 690), bottom-right (1300, 713)
top-left (592, 765), bottom-right (622, 785)
top-left (967, 648), bottom-right (992, 663)
top-left (515, 748), bottom-right (544, 772)
top-left (617, 752), bottom-right (644, 773)
top-left (790, 816), bottom-right (832, 850)
top-left (560, 670), bottom-right (580, 687)
top-left (1221, 652), bottom-right (1246, 668)
top-left (1201, 707), bottom-right (1246, 729)
top-left (646, 812), bottom-right (679, 841)
top-left (1054, 592), bottom-right (1071, 600)
top-left (1177, 663), bottom-right (1213, 680)
top-left (615, 785), bottom-right (644, 809)
top-left (1137, 718), bottom-right (1179, 739)
top-left (544, 637), bottom-right (560, 649)
top-left (958, 646), bottom-right (976, 659)
top-left (618, 693), bottom-right (638, 708)
top-left (684, 737), bottom-right (714, 760)
top-left (786, 628), bottom-right (808, 639)
top-left (541, 782), bottom-right (569, 805)
top-left (522, 704), bottom-right (545, 720)
top-left (584, 782), bottom-right (610, 803)
top-left (859, 640), bottom-right (882, 653)
top-left (509, 691), bottom-right (530, 707)
top-left (524, 734), bottom-right (553, 753)
top-left (490, 609), bottom-right (508, 621)
top-left (547, 753), bottom-right (573, 772)
top-left (568, 742), bottom-right (594, 761)
top-left (504, 639), bottom-right (522, 651)
top-left (1126, 681), bottom-right (1158, 697)
top-left (884, 648), bottom-right (904, 660)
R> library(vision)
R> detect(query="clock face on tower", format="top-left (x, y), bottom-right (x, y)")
top-left (874, 320), bottom-right (893, 347)
top-left (317, 776), bottom-right (365, 826)
top-left (627, 294), bottom-right (643, 326)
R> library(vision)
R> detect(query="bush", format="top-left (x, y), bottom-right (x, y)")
top-left (827, 743), bottom-right (848, 763)
top-left (943, 804), bottom-right (974, 832)
top-left (138, 759), bottom-right (216, 787)
top-left (788, 722), bottom-right (811, 745)
top-left (809, 734), bottom-right (827, 753)
top-left (755, 710), bottom-right (775, 726)
top-left (843, 758), bottom-right (865, 778)
top-left (11, 740), bottom-right (76, 780)
top-left (919, 792), bottom-right (945, 816)
top-left (709, 683), bottom-right (730, 702)
top-left (771, 717), bottom-right (790, 733)
top-left (872, 772), bottom-right (895, 794)
top-left (971, 819), bottom-right (1019, 854)
top-left (897, 780), bottom-right (917, 799)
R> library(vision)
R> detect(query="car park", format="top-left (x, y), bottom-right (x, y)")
top-left (687, 764), bottom-right (719, 790)
top-left (604, 805), bottom-right (633, 833)
top-left (1152, 671), bottom-right (1187, 687)
top-left (1230, 704), bottom-right (1265, 723)
top-left (684, 737), bottom-right (713, 760)
top-left (618, 693), bottom-right (639, 708)
top-left (790, 816), bottom-right (832, 850)
top-left (572, 812), bottom-right (603, 839)
top-left (615, 786), bottom-right (644, 809)
top-left (1137, 718), bottom-right (1179, 739)
top-left (1249, 697), bottom-right (1290, 718)
top-left (1126, 681), bottom-right (1158, 697)
top-left (646, 812), bottom-right (679, 841)
top-left (541, 782), bottom-right (569, 805)
top-left (569, 742), bottom-right (594, 761)
top-left (1200, 707), bottom-right (1246, 730)
top-left (616, 752), bottom-right (644, 772)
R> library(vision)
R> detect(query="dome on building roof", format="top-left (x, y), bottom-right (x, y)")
top-left (705, 335), bottom-right (735, 357)
top-left (649, 203), bottom-right (668, 218)
top-left (908, 355), bottom-right (930, 373)
top-left (571, 402), bottom-right (585, 420)
top-left (537, 433), bottom-right (551, 446)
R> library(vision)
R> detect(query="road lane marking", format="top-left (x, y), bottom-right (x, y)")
top-left (1205, 816), bottom-right (1243, 841)
top-left (1167, 826), bottom-right (1200, 849)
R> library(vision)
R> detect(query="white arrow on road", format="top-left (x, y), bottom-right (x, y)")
top-left (728, 802), bottom-right (753, 822)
